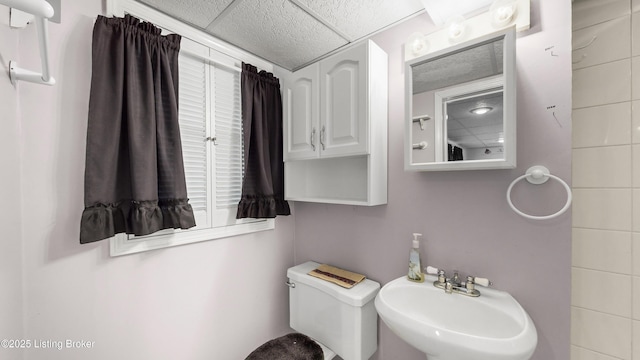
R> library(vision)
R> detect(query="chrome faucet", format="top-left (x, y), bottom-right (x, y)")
top-left (425, 267), bottom-right (491, 297)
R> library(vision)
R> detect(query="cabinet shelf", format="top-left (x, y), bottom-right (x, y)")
top-left (285, 155), bottom-right (386, 206)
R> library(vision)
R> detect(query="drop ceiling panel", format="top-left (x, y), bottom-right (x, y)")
top-left (448, 127), bottom-right (471, 137)
top-left (298, 0), bottom-right (424, 40)
top-left (474, 124), bottom-right (503, 135)
top-left (137, 0), bottom-right (234, 28)
top-left (207, 0), bottom-right (348, 70)
top-left (450, 135), bottom-right (484, 148)
top-left (134, 0), bottom-right (424, 70)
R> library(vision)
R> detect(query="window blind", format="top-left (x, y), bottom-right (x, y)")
top-left (213, 65), bottom-right (243, 210)
top-left (178, 52), bottom-right (209, 226)
top-left (178, 46), bottom-right (245, 227)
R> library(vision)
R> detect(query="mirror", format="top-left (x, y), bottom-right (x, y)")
top-left (405, 28), bottom-right (516, 171)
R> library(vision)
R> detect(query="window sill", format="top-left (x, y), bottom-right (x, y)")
top-left (109, 219), bottom-right (275, 256)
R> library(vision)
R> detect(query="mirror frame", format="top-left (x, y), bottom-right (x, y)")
top-left (404, 27), bottom-right (516, 171)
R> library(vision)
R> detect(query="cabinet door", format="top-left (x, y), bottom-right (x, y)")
top-left (320, 42), bottom-right (368, 157)
top-left (283, 63), bottom-right (319, 161)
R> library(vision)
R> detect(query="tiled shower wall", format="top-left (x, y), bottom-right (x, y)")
top-left (572, 0), bottom-right (640, 359)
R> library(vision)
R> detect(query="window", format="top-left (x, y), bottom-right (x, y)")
top-left (109, 1), bottom-right (274, 256)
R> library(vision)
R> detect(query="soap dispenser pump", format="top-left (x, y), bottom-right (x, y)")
top-left (408, 233), bottom-right (424, 283)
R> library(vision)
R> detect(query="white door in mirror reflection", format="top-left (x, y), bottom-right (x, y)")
top-left (435, 77), bottom-right (504, 162)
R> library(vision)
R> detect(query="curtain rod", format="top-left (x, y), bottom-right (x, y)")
top-left (89, 15), bottom-right (243, 74)
top-left (1, 0), bottom-right (56, 86)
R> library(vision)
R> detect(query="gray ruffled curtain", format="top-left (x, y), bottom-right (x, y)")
top-left (236, 63), bottom-right (291, 219)
top-left (80, 15), bottom-right (195, 243)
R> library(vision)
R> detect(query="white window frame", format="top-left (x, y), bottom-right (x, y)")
top-left (107, 0), bottom-right (276, 256)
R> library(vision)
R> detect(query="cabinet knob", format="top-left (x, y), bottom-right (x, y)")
top-left (320, 125), bottom-right (326, 150)
top-left (310, 128), bottom-right (316, 151)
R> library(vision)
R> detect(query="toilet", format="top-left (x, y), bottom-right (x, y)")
top-left (286, 261), bottom-right (381, 360)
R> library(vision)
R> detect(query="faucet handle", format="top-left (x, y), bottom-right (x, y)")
top-left (472, 276), bottom-right (491, 287)
top-left (424, 266), bottom-right (439, 275)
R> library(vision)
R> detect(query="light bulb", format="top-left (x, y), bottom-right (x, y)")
top-left (407, 32), bottom-right (428, 56)
top-left (490, 0), bottom-right (517, 28)
top-left (446, 15), bottom-right (466, 43)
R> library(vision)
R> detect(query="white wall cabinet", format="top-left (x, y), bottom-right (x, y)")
top-left (283, 63), bottom-right (319, 160)
top-left (320, 43), bottom-right (369, 158)
top-left (283, 40), bottom-right (388, 206)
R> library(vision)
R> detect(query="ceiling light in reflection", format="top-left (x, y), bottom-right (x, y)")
top-left (470, 106), bottom-right (493, 115)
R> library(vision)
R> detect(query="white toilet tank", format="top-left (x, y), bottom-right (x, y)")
top-left (287, 261), bottom-right (380, 360)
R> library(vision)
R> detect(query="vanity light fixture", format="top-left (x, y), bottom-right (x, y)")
top-left (490, 0), bottom-right (517, 28)
top-left (406, 0), bottom-right (529, 62)
top-left (470, 106), bottom-right (493, 115)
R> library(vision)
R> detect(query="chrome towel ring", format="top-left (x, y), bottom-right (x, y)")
top-left (507, 166), bottom-right (572, 220)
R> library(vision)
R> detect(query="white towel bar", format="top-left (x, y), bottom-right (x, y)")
top-left (1, 0), bottom-right (56, 86)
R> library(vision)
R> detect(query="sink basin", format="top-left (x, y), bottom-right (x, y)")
top-left (375, 276), bottom-right (537, 360)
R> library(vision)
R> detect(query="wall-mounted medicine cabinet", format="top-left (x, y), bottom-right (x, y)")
top-left (405, 27), bottom-right (516, 171)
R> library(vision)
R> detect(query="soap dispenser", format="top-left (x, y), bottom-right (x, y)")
top-left (408, 233), bottom-right (424, 283)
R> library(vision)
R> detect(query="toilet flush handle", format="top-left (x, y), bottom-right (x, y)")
top-left (285, 280), bottom-right (296, 288)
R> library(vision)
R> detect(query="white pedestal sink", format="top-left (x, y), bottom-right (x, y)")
top-left (375, 275), bottom-right (537, 360)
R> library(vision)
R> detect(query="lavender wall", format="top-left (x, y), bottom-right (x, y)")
top-left (0, 8), bottom-right (24, 360)
top-left (3, 1), bottom-right (297, 359)
top-left (293, 1), bottom-right (572, 359)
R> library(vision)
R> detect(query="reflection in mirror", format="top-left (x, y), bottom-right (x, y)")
top-left (405, 28), bottom-right (515, 171)
top-left (447, 91), bottom-right (504, 161)
top-left (412, 39), bottom-right (503, 94)
top-left (438, 79), bottom-right (504, 162)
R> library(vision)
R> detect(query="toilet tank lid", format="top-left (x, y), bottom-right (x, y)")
top-left (287, 261), bottom-right (381, 307)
